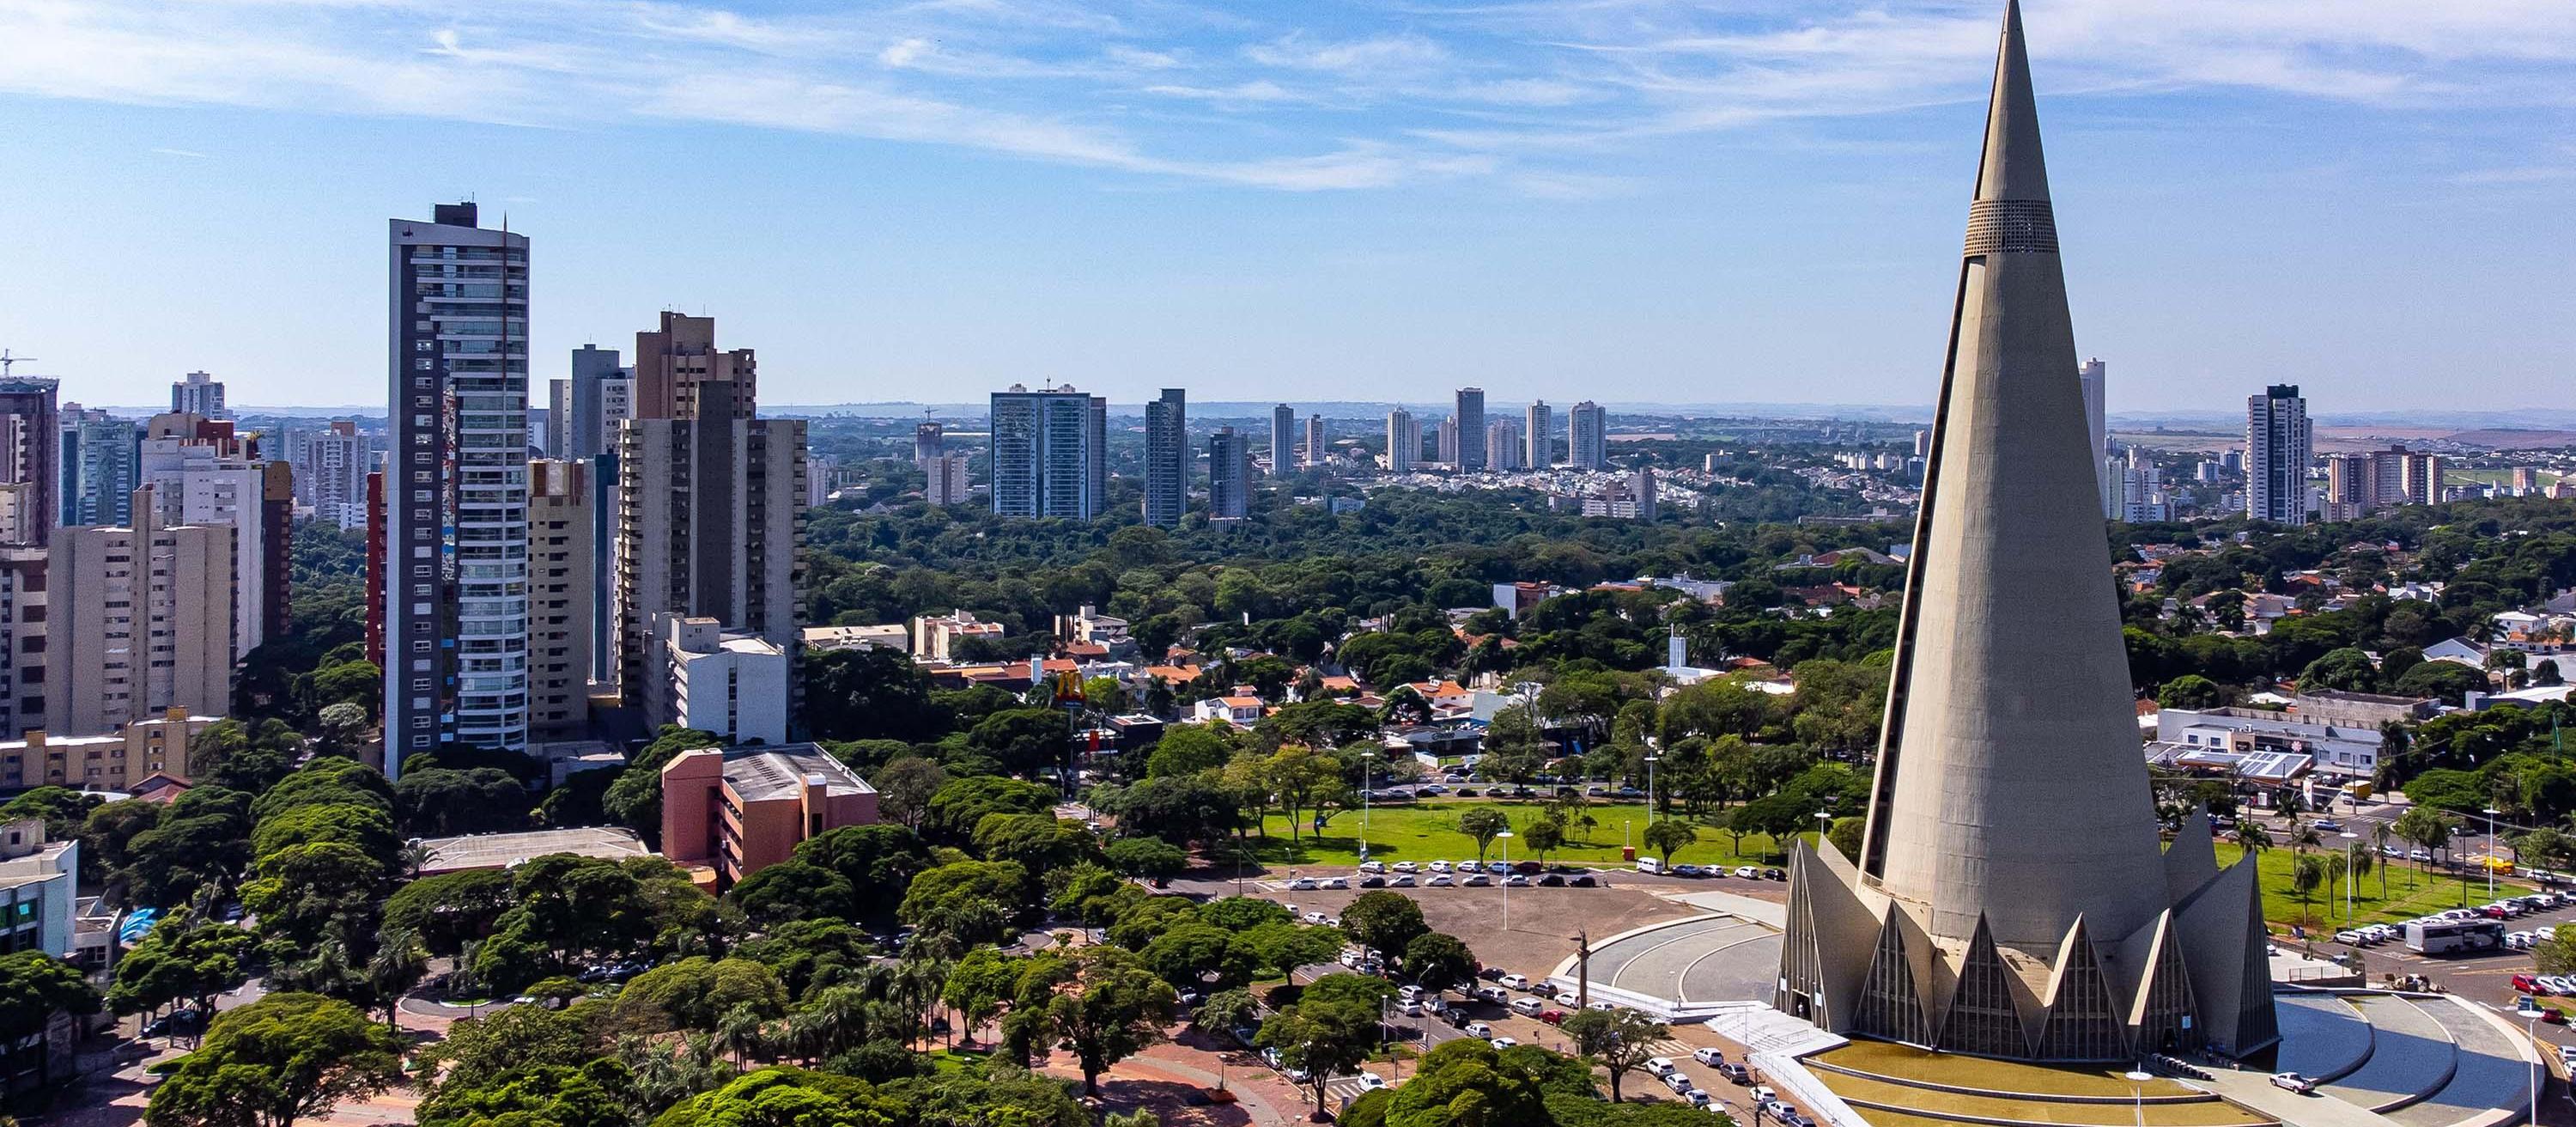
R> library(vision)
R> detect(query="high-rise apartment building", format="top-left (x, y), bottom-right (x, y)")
top-left (1485, 419), bottom-right (1525, 471)
top-left (293, 421), bottom-right (373, 531)
top-left (615, 379), bottom-right (805, 703)
top-left (634, 312), bottom-right (755, 423)
top-left (1454, 387), bottom-right (1486, 470)
top-left (66, 418), bottom-right (137, 527)
top-left (1142, 389), bottom-right (1187, 527)
top-left (925, 452), bottom-right (973, 507)
top-left (1384, 410), bottom-right (1419, 472)
top-left (2245, 384), bottom-right (2312, 526)
top-left (0, 547), bottom-right (47, 738)
top-left (1568, 401), bottom-right (1608, 469)
top-left (50, 490), bottom-right (234, 736)
top-left (0, 380), bottom-right (61, 546)
top-left (1525, 401), bottom-right (1552, 468)
top-left (2324, 446), bottom-right (2443, 520)
top-left (1434, 418), bottom-right (1460, 466)
top-left (1207, 427), bottom-right (1250, 521)
top-left (913, 421), bottom-right (944, 467)
top-left (137, 415), bottom-right (286, 656)
top-left (1303, 416), bottom-right (1327, 467)
top-left (567, 344), bottom-right (629, 461)
top-left (1631, 466), bottom-right (1658, 521)
top-left (545, 378), bottom-right (570, 457)
top-left (2080, 358), bottom-right (2113, 517)
top-left (989, 386), bottom-right (1107, 520)
top-left (1269, 405), bottom-right (1295, 475)
top-left (171, 371), bottom-right (228, 420)
top-left (384, 202), bottom-right (532, 775)
top-left (527, 460), bottom-right (593, 739)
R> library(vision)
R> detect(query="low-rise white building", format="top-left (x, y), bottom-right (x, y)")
top-left (800, 624), bottom-right (911, 655)
top-left (1192, 691), bottom-right (1265, 727)
top-left (913, 610), bottom-right (1004, 663)
top-left (0, 818), bottom-right (77, 960)
top-left (653, 615), bottom-right (789, 745)
top-left (2156, 705), bottom-right (2384, 780)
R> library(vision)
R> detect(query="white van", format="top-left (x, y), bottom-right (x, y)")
top-left (1636, 857), bottom-right (1664, 874)
top-left (1499, 973), bottom-right (1532, 990)
top-left (1510, 996), bottom-right (1545, 1017)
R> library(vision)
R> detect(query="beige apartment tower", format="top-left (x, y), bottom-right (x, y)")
top-left (528, 460), bottom-right (595, 738)
top-left (48, 489), bottom-right (234, 736)
top-left (615, 380), bottom-right (805, 700)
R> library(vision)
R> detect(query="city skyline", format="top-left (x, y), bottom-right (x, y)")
top-left (0, 3), bottom-right (2567, 411)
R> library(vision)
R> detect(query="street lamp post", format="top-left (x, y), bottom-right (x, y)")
top-left (1496, 831), bottom-right (1516, 932)
top-left (2341, 832), bottom-right (2360, 922)
top-left (1817, 811), bottom-right (1833, 854)
top-left (2485, 807), bottom-right (2502, 900)
top-left (1644, 756), bottom-right (1660, 825)
top-left (1360, 759), bottom-right (1372, 862)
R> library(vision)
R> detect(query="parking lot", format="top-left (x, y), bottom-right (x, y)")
top-left (2304, 882), bottom-right (2576, 1063)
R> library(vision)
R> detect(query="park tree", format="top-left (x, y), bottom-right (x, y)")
top-left (613, 957), bottom-right (787, 1034)
top-left (1103, 836), bottom-right (1190, 881)
top-left (144, 993), bottom-right (404, 1127)
top-left (381, 869), bottom-right (514, 957)
top-left (123, 787), bottom-right (254, 905)
top-left (1114, 776), bottom-right (1239, 848)
top-left (647, 1068), bottom-right (886, 1127)
top-left (1023, 947), bottom-right (1176, 1096)
top-left (393, 767), bottom-right (532, 838)
top-left (868, 756), bottom-right (949, 831)
top-left (1140, 922), bottom-right (1258, 993)
top-left (1403, 932), bottom-right (1479, 994)
top-left (1259, 973), bottom-right (1384, 1115)
top-left (421, 1001), bottom-right (597, 1096)
top-left (1457, 807), bottom-right (1511, 863)
top-left (108, 911), bottom-right (252, 1036)
top-left (1521, 817), bottom-right (1567, 862)
top-left (2300, 648), bottom-right (2382, 693)
top-left (1827, 816), bottom-right (1865, 861)
top-left (1642, 818), bottom-right (1698, 866)
top-left (1263, 744), bottom-right (1350, 844)
top-left (2157, 675), bottom-right (2233, 710)
top-left (1561, 1007), bottom-right (1670, 1101)
top-left (972, 813), bottom-right (1103, 875)
top-left (800, 646), bottom-right (949, 742)
top-left (1340, 891), bottom-right (1429, 957)
top-left (1145, 722), bottom-right (1240, 778)
top-left (969, 708), bottom-right (1076, 777)
top-left (922, 776), bottom-right (1057, 845)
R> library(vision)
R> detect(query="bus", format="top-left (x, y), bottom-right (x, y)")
top-left (2405, 918), bottom-right (2505, 955)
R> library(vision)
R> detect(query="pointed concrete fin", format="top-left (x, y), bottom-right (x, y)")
top-left (2035, 916), bottom-right (2129, 1061)
top-left (1780, 841), bottom-right (1882, 1031)
top-left (1858, 904), bottom-right (1937, 1046)
top-left (1936, 916), bottom-right (2037, 1057)
top-left (2173, 855), bottom-right (2275, 1057)
top-left (1976, 0), bottom-right (2051, 204)
top-left (2165, 805), bottom-right (2221, 905)
top-left (2117, 911), bottom-right (2202, 1054)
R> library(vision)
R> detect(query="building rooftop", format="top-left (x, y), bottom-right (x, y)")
top-left (416, 826), bottom-right (650, 874)
top-left (723, 744), bottom-right (876, 803)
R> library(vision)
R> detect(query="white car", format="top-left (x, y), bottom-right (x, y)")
top-left (2270, 1072), bottom-right (2318, 1093)
top-left (1399, 984), bottom-right (1424, 1001)
top-left (1287, 878), bottom-right (1318, 891)
top-left (1735, 866), bottom-right (1760, 879)
top-left (1322, 877), bottom-right (1349, 890)
top-left (1399, 1000), bottom-right (1422, 1017)
top-left (1474, 986), bottom-right (1508, 1004)
top-left (1303, 911), bottom-right (1330, 924)
top-left (1392, 861), bottom-right (1419, 873)
top-left (1683, 1090), bottom-right (1713, 1108)
top-left (2540, 926), bottom-right (2561, 941)
top-left (1587, 1000), bottom-right (1616, 1011)
top-left (1489, 1037), bottom-right (1519, 1050)
top-left (1464, 1021), bottom-right (1493, 1038)
top-left (1429, 861), bottom-right (1453, 874)
top-left (1645, 1057), bottom-right (1679, 1077)
top-left (1662, 1073), bottom-right (1695, 1094)
top-left (1358, 1072), bottom-right (1387, 1090)
top-left (1692, 1047), bottom-right (1727, 1066)
top-left (1358, 861), bottom-right (1385, 874)
top-left (1390, 875), bottom-right (1417, 887)
top-left (1499, 973), bottom-right (1531, 990)
top-left (1555, 990), bottom-right (1583, 1006)
top-left (1427, 874), bottom-right (1455, 887)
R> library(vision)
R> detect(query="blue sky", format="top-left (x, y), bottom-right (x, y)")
top-left (0, 0), bottom-right (2568, 412)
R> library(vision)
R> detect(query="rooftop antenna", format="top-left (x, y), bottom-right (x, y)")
top-left (0, 350), bottom-right (34, 377)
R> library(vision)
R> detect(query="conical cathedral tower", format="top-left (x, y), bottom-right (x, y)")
top-left (1774, 1), bottom-right (2275, 1062)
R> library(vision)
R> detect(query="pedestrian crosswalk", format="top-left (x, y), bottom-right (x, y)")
top-left (1321, 1074), bottom-right (1383, 1105)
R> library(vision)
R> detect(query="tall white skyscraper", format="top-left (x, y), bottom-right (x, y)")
top-left (2245, 384), bottom-right (2313, 526)
top-left (1485, 418), bottom-right (1524, 471)
top-left (1525, 400), bottom-right (1552, 467)
top-left (1384, 410), bottom-right (1419, 472)
top-left (1568, 401), bottom-right (1608, 469)
top-left (171, 371), bottom-right (228, 420)
top-left (2079, 357), bottom-right (2111, 517)
top-left (1303, 415), bottom-right (1327, 467)
top-left (1207, 427), bottom-right (1250, 521)
top-left (384, 202), bottom-right (531, 774)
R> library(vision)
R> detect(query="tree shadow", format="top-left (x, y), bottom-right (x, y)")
top-left (1090, 1075), bottom-right (1259, 1127)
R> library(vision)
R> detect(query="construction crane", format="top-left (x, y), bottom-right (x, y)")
top-left (0, 350), bottom-right (34, 377)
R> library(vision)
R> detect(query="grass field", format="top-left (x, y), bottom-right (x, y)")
top-left (1245, 801), bottom-right (1796, 869)
top-left (2216, 843), bottom-right (2538, 931)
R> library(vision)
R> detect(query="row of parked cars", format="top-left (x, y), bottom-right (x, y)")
top-left (1637, 859), bottom-right (1784, 880)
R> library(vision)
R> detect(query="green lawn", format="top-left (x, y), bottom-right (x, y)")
top-left (2217, 843), bottom-right (2538, 931)
top-left (1243, 801), bottom-right (1797, 869)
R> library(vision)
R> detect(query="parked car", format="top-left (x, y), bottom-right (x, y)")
top-left (1499, 973), bottom-right (1532, 990)
top-left (1287, 878), bottom-right (1318, 891)
top-left (1427, 874), bottom-right (1456, 886)
top-left (1474, 985), bottom-right (1510, 1004)
top-left (1465, 1021), bottom-right (1493, 1038)
top-left (1462, 874), bottom-right (1492, 887)
top-left (1671, 864), bottom-right (1704, 878)
top-left (1392, 861), bottom-right (1419, 873)
top-left (1390, 874), bottom-right (1417, 887)
top-left (1644, 1057), bottom-right (1679, 1077)
top-left (1303, 911), bottom-right (1330, 924)
top-left (1662, 1073), bottom-right (1695, 1095)
top-left (2513, 973), bottom-right (2544, 994)
top-left (1322, 877), bottom-right (1349, 890)
top-left (1735, 866), bottom-right (1761, 879)
top-left (1486, 861), bottom-right (1512, 874)
top-left (1490, 1037), bottom-right (1520, 1049)
top-left (1430, 861), bottom-right (1453, 874)
top-left (1540, 1008), bottom-right (1568, 1025)
top-left (1504, 874), bottom-right (1531, 887)
top-left (1571, 875), bottom-right (1601, 888)
top-left (1763, 868), bottom-right (1787, 881)
top-left (1513, 860), bottom-right (1544, 874)
top-left (1358, 861), bottom-right (1386, 874)
top-left (1692, 1047), bottom-right (1727, 1066)
top-left (1684, 1090), bottom-right (1714, 1108)
top-left (1555, 990), bottom-right (1583, 1006)
top-left (1478, 966), bottom-right (1507, 982)
top-left (1538, 874), bottom-right (1566, 887)
top-left (1718, 1063), bottom-right (1753, 1084)
top-left (1360, 876), bottom-right (1387, 888)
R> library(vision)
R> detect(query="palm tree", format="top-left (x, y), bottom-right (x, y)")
top-left (367, 929), bottom-right (429, 1031)
top-left (792, 984), bottom-right (874, 1062)
top-left (397, 841), bottom-right (434, 880)
top-left (713, 1003), bottom-right (769, 1067)
top-left (2288, 819), bottom-right (2324, 854)
top-left (2372, 823), bottom-right (2396, 899)
top-left (2291, 855), bottom-right (2328, 927)
top-left (895, 953), bottom-right (951, 1048)
top-left (2232, 818), bottom-right (2273, 856)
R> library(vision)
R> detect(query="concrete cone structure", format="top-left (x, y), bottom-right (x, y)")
top-left (1774, 1), bottom-right (2275, 1062)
